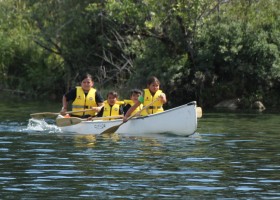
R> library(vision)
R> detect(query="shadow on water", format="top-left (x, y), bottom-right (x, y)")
top-left (198, 111), bottom-right (280, 135)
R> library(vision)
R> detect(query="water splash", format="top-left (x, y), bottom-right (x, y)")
top-left (24, 118), bottom-right (62, 134)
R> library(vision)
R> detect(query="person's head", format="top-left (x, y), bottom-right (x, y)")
top-left (130, 89), bottom-right (142, 103)
top-left (107, 91), bottom-right (118, 106)
top-left (146, 76), bottom-right (160, 94)
top-left (80, 73), bottom-right (94, 92)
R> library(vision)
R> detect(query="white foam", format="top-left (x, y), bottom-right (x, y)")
top-left (24, 118), bottom-right (62, 133)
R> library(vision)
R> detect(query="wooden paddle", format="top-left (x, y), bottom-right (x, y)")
top-left (30, 109), bottom-right (92, 119)
top-left (56, 115), bottom-right (124, 127)
top-left (196, 107), bottom-right (203, 118)
top-left (100, 98), bottom-right (160, 134)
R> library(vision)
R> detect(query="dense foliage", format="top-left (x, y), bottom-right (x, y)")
top-left (1, 0), bottom-right (279, 108)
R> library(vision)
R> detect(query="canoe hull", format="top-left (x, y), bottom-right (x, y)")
top-left (58, 101), bottom-right (198, 137)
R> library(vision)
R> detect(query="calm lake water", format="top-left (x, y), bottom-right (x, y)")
top-left (0, 98), bottom-right (280, 199)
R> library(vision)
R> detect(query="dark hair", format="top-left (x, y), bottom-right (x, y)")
top-left (146, 76), bottom-right (160, 85)
top-left (107, 91), bottom-right (118, 98)
top-left (130, 89), bottom-right (142, 96)
top-left (79, 73), bottom-right (93, 82)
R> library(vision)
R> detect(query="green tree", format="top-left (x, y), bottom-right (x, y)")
top-left (197, 0), bottom-right (280, 107)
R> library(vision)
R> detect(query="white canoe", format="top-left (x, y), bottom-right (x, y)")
top-left (58, 101), bottom-right (199, 137)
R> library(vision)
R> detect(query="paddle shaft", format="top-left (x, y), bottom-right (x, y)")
top-left (30, 109), bottom-right (93, 119)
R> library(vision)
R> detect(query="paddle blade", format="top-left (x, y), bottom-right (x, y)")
top-left (56, 117), bottom-right (83, 127)
top-left (30, 112), bottom-right (59, 119)
top-left (196, 107), bottom-right (202, 118)
top-left (101, 124), bottom-right (122, 134)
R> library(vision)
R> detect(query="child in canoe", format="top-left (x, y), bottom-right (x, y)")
top-left (60, 73), bottom-right (104, 118)
top-left (96, 91), bottom-right (124, 120)
top-left (123, 89), bottom-right (143, 116)
top-left (123, 76), bottom-right (167, 122)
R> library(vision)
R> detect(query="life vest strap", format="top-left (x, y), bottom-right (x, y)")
top-left (72, 105), bottom-right (91, 109)
top-left (148, 106), bottom-right (162, 109)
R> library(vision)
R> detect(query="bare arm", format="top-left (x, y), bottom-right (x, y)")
top-left (60, 96), bottom-right (68, 115)
top-left (123, 101), bottom-right (141, 122)
top-left (92, 102), bottom-right (104, 113)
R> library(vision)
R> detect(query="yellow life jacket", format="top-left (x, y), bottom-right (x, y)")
top-left (102, 101), bottom-right (121, 119)
top-left (72, 87), bottom-right (97, 116)
top-left (141, 89), bottom-right (164, 116)
top-left (124, 100), bottom-right (143, 116)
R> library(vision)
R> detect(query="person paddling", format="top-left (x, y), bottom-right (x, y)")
top-left (123, 76), bottom-right (167, 122)
top-left (60, 73), bottom-right (104, 118)
top-left (123, 89), bottom-right (143, 116)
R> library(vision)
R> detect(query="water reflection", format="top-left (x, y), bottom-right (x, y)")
top-left (0, 100), bottom-right (280, 198)
top-left (1, 129), bottom-right (280, 199)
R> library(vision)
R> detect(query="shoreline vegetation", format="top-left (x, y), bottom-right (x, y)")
top-left (1, 0), bottom-right (279, 110)
top-left (1, 90), bottom-right (278, 113)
